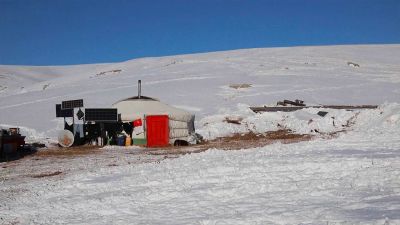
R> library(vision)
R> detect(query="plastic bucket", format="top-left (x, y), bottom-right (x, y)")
top-left (117, 136), bottom-right (125, 146)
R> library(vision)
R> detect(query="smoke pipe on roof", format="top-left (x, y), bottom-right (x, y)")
top-left (138, 80), bottom-right (141, 98)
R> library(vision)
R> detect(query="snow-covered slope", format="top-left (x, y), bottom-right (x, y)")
top-left (1, 44), bottom-right (400, 140)
top-left (1, 45), bottom-right (400, 225)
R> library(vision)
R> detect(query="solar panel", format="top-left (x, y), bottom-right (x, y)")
top-left (85, 108), bottom-right (118, 122)
top-left (56, 104), bottom-right (73, 117)
top-left (62, 99), bottom-right (83, 109)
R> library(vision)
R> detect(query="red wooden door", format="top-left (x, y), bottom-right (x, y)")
top-left (146, 115), bottom-right (169, 147)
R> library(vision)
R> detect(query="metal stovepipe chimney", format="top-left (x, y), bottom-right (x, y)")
top-left (138, 80), bottom-right (141, 98)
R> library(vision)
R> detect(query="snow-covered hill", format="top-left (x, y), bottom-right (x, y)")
top-left (1, 44), bottom-right (399, 141)
top-left (1, 45), bottom-right (400, 225)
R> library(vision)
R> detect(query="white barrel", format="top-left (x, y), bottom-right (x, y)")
top-left (58, 130), bottom-right (74, 148)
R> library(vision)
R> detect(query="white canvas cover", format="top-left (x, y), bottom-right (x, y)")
top-left (112, 97), bottom-right (193, 122)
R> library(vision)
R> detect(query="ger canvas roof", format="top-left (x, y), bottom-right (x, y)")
top-left (112, 96), bottom-right (193, 121)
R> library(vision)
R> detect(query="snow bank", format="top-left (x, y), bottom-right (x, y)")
top-left (198, 103), bottom-right (400, 140)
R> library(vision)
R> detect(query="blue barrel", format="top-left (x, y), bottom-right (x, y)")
top-left (117, 136), bottom-right (125, 146)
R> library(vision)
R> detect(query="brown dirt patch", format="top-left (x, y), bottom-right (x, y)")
top-left (32, 146), bottom-right (102, 158)
top-left (31, 171), bottom-right (62, 178)
top-left (202, 130), bottom-right (312, 150)
top-left (147, 130), bottom-right (312, 155)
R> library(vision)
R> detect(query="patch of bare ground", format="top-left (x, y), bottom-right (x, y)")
top-left (147, 130), bottom-right (312, 156)
top-left (32, 146), bottom-right (102, 158)
top-left (31, 171), bottom-right (62, 178)
top-left (203, 130), bottom-right (312, 150)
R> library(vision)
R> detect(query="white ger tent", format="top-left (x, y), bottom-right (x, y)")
top-left (112, 96), bottom-right (196, 145)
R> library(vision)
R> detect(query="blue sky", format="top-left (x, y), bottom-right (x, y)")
top-left (0, 0), bottom-right (399, 65)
